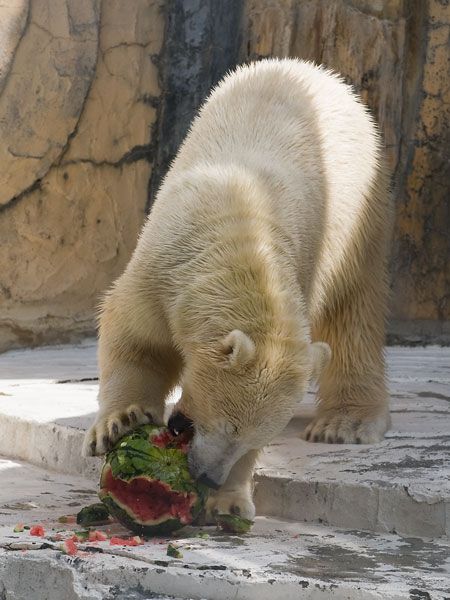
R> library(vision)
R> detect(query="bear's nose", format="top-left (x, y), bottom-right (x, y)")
top-left (168, 411), bottom-right (193, 436)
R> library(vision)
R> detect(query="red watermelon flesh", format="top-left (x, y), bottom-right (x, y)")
top-left (102, 466), bottom-right (195, 525)
top-left (99, 424), bottom-right (209, 536)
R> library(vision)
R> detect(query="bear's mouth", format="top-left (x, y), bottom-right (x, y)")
top-left (168, 411), bottom-right (194, 436)
top-left (197, 473), bottom-right (221, 490)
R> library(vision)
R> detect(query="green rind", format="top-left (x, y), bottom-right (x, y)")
top-left (167, 543), bottom-right (183, 558)
top-left (104, 425), bottom-right (203, 495)
top-left (216, 513), bottom-right (254, 534)
top-left (100, 493), bottom-right (184, 536)
top-left (98, 425), bottom-right (209, 536)
top-left (99, 486), bottom-right (206, 536)
top-left (76, 503), bottom-right (110, 526)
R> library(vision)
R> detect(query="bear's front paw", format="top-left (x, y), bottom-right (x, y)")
top-left (205, 488), bottom-right (255, 523)
top-left (82, 405), bottom-right (158, 456)
top-left (302, 411), bottom-right (390, 444)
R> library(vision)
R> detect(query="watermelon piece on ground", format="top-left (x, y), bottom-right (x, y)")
top-left (76, 503), bottom-right (110, 526)
top-left (61, 538), bottom-right (78, 555)
top-left (110, 536), bottom-right (142, 546)
top-left (29, 525), bottom-right (45, 537)
top-left (216, 513), bottom-right (253, 534)
top-left (167, 543), bottom-right (183, 558)
top-left (88, 530), bottom-right (108, 542)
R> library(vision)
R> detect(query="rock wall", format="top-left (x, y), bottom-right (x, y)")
top-left (0, 0), bottom-right (164, 351)
top-left (0, 0), bottom-right (448, 351)
top-left (240, 0), bottom-right (450, 342)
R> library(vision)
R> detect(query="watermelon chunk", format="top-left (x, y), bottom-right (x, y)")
top-left (98, 424), bottom-right (208, 536)
top-left (62, 538), bottom-right (78, 555)
top-left (216, 514), bottom-right (253, 534)
top-left (76, 503), bottom-right (110, 526)
top-left (29, 525), bottom-right (45, 537)
top-left (110, 536), bottom-right (142, 546)
top-left (88, 530), bottom-right (108, 542)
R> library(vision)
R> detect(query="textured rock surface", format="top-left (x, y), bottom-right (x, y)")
top-left (0, 0), bottom-right (164, 352)
top-left (240, 0), bottom-right (450, 340)
top-left (391, 0), bottom-right (450, 330)
top-left (0, 0), bottom-right (448, 351)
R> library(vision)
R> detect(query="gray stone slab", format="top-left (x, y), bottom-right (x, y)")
top-left (0, 458), bottom-right (448, 600)
top-left (0, 342), bottom-right (449, 537)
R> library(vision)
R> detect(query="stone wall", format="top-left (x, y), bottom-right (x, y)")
top-left (0, 0), bottom-right (448, 351)
top-left (0, 0), bottom-right (164, 351)
top-left (239, 0), bottom-right (450, 342)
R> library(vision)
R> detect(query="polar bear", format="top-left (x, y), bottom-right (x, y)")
top-left (83, 59), bottom-right (392, 520)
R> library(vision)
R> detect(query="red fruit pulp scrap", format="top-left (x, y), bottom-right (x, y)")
top-left (110, 536), bottom-right (142, 546)
top-left (151, 430), bottom-right (175, 448)
top-left (103, 467), bottom-right (194, 524)
top-left (89, 530), bottom-right (108, 542)
top-left (63, 538), bottom-right (78, 555)
top-left (29, 525), bottom-right (45, 537)
top-left (151, 429), bottom-right (192, 453)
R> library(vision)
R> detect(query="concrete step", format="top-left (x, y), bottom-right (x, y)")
top-left (0, 341), bottom-right (449, 538)
top-left (0, 458), bottom-right (448, 600)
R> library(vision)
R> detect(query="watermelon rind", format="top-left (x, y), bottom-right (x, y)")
top-left (216, 513), bottom-right (254, 534)
top-left (76, 503), bottom-right (110, 526)
top-left (98, 425), bottom-right (209, 536)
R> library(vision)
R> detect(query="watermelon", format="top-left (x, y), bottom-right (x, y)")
top-left (98, 424), bottom-right (209, 536)
top-left (216, 513), bottom-right (254, 534)
top-left (77, 503), bottom-right (110, 526)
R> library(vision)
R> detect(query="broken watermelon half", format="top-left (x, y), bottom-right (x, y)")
top-left (99, 424), bottom-right (208, 536)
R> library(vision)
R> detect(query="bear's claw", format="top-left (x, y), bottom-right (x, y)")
top-left (302, 412), bottom-right (390, 445)
top-left (82, 404), bottom-right (157, 456)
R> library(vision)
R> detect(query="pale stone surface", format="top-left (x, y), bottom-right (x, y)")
top-left (0, 458), bottom-right (448, 600)
top-left (0, 342), bottom-right (448, 538)
top-left (0, 0), bottom-right (164, 353)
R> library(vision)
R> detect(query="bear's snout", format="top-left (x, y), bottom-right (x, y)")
top-left (168, 411), bottom-right (193, 436)
top-left (197, 473), bottom-right (221, 490)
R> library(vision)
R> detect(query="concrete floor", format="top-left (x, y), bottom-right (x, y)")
top-left (0, 341), bottom-right (449, 599)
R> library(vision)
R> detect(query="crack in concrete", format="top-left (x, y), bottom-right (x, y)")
top-left (0, 177), bottom-right (42, 214)
top-left (56, 377), bottom-right (98, 384)
top-left (31, 20), bottom-right (97, 44)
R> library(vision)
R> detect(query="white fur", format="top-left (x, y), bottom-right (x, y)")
top-left (83, 59), bottom-right (392, 518)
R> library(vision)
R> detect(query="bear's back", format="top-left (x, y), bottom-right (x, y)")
top-left (143, 59), bottom-right (389, 313)
top-left (170, 60), bottom-right (385, 288)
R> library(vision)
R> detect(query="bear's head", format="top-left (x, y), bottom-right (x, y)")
top-left (169, 329), bottom-right (330, 488)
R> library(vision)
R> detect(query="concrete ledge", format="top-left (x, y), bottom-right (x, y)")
top-left (0, 341), bottom-right (449, 538)
top-left (0, 459), bottom-right (448, 600)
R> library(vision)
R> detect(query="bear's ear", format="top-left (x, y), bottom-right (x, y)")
top-left (220, 330), bottom-right (256, 368)
top-left (309, 342), bottom-right (331, 380)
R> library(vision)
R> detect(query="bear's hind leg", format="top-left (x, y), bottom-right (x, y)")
top-left (304, 277), bottom-right (390, 444)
